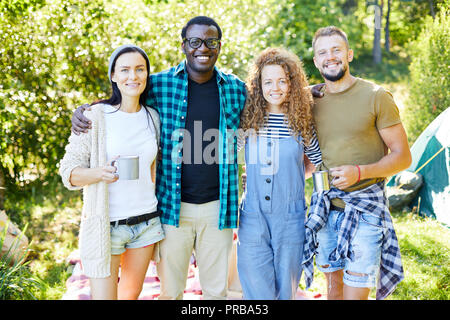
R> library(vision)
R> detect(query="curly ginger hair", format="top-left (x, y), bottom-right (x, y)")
top-left (240, 47), bottom-right (315, 146)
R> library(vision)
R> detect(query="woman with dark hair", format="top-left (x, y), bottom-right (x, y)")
top-left (59, 44), bottom-right (164, 300)
top-left (237, 47), bottom-right (322, 299)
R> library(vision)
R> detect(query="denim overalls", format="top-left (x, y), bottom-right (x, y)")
top-left (237, 134), bottom-right (306, 300)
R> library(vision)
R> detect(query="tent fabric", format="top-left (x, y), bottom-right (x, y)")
top-left (387, 107), bottom-right (450, 226)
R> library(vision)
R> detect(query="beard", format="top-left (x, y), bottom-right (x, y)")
top-left (321, 63), bottom-right (347, 82)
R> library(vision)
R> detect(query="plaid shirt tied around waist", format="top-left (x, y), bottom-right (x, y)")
top-left (302, 182), bottom-right (404, 300)
top-left (146, 61), bottom-right (246, 230)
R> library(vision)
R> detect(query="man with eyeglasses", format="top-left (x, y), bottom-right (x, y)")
top-left (71, 16), bottom-right (245, 300)
top-left (150, 16), bottom-right (246, 300)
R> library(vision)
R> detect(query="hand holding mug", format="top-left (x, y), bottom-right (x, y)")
top-left (98, 157), bottom-right (119, 184)
top-left (330, 165), bottom-right (360, 190)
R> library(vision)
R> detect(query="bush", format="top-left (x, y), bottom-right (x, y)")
top-left (404, 8), bottom-right (449, 143)
top-left (0, 223), bottom-right (43, 299)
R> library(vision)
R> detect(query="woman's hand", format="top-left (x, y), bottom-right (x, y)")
top-left (96, 164), bottom-right (119, 184)
top-left (69, 159), bottom-right (119, 187)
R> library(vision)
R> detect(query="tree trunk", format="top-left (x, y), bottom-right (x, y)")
top-left (385, 0), bottom-right (391, 52)
top-left (343, 0), bottom-right (358, 15)
top-left (372, 1), bottom-right (382, 64)
top-left (428, 0), bottom-right (436, 19)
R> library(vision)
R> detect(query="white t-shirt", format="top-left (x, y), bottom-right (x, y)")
top-left (104, 104), bottom-right (158, 221)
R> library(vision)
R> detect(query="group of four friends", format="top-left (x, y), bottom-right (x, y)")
top-left (59, 15), bottom-right (412, 300)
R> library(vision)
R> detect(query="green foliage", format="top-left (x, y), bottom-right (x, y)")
top-left (388, 0), bottom-right (447, 47)
top-left (404, 8), bottom-right (449, 143)
top-left (0, 0), bottom-right (277, 200)
top-left (0, 223), bottom-right (44, 299)
top-left (261, 0), bottom-right (367, 81)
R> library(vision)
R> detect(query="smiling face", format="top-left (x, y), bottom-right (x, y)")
top-left (111, 52), bottom-right (148, 99)
top-left (261, 64), bottom-right (289, 111)
top-left (313, 35), bottom-right (353, 82)
top-left (182, 24), bottom-right (221, 82)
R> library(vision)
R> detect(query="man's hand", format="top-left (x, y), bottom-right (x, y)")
top-left (311, 83), bottom-right (325, 98)
top-left (72, 103), bottom-right (92, 135)
top-left (330, 165), bottom-right (359, 190)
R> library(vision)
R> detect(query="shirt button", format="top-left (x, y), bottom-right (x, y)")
top-left (177, 166), bottom-right (180, 170)
top-left (265, 196), bottom-right (270, 201)
top-left (268, 141), bottom-right (272, 147)
top-left (267, 160), bottom-right (272, 165)
top-left (181, 116), bottom-right (185, 120)
top-left (266, 178), bottom-right (271, 183)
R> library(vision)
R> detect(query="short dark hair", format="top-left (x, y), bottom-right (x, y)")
top-left (181, 16), bottom-right (222, 40)
top-left (312, 26), bottom-right (349, 51)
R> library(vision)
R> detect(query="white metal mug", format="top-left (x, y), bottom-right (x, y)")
top-left (112, 155), bottom-right (139, 180)
top-left (312, 170), bottom-right (330, 192)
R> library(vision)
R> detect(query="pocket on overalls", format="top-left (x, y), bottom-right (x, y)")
top-left (287, 199), bottom-right (306, 220)
top-left (237, 207), bottom-right (262, 246)
top-left (284, 199), bottom-right (306, 245)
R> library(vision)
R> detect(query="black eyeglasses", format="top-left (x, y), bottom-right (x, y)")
top-left (183, 37), bottom-right (220, 49)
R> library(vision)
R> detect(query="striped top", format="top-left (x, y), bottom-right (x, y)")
top-left (239, 113), bottom-right (322, 166)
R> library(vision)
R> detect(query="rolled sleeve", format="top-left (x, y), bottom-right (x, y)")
top-left (59, 123), bottom-right (92, 190)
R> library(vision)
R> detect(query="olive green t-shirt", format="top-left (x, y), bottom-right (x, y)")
top-left (313, 78), bottom-right (401, 208)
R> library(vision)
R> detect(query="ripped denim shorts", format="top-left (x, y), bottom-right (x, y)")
top-left (316, 209), bottom-right (383, 288)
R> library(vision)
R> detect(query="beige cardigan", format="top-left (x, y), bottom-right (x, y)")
top-left (59, 104), bottom-right (160, 278)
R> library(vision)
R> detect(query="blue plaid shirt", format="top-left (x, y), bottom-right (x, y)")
top-left (146, 61), bottom-right (246, 229)
top-left (302, 182), bottom-right (404, 300)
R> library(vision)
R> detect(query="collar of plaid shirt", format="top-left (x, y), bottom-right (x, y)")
top-left (148, 60), bottom-right (246, 230)
top-left (302, 182), bottom-right (404, 300)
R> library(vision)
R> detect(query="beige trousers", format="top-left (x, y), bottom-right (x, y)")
top-left (156, 200), bottom-right (233, 300)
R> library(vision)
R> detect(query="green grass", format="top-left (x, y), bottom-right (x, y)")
top-left (389, 211), bottom-right (449, 300)
top-left (2, 184), bottom-right (81, 300)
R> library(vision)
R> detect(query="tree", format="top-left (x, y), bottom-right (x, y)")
top-left (0, 0), bottom-right (277, 208)
top-left (404, 8), bottom-right (449, 143)
top-left (367, 0), bottom-right (382, 64)
top-left (261, 0), bottom-right (366, 80)
top-left (385, 0), bottom-right (392, 52)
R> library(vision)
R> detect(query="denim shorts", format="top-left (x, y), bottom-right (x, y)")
top-left (316, 209), bottom-right (383, 288)
top-left (110, 217), bottom-right (165, 255)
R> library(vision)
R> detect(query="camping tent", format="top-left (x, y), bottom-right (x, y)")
top-left (387, 107), bottom-right (450, 226)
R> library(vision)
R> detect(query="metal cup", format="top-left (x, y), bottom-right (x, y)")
top-left (112, 156), bottom-right (139, 180)
top-left (312, 170), bottom-right (330, 192)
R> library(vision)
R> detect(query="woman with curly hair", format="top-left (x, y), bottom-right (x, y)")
top-left (237, 47), bottom-right (322, 299)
